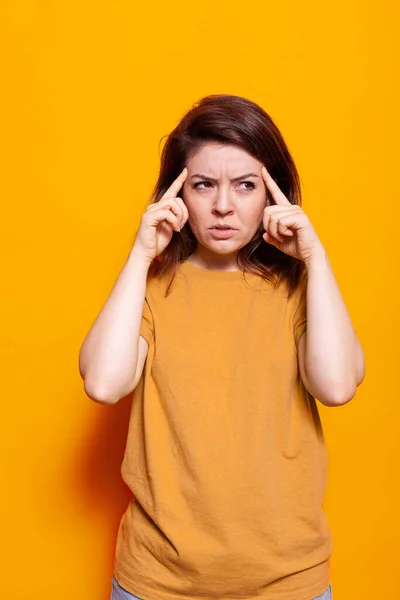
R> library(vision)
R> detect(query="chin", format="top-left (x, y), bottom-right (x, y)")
top-left (203, 241), bottom-right (245, 254)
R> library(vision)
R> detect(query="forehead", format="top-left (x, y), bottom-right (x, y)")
top-left (186, 142), bottom-right (260, 173)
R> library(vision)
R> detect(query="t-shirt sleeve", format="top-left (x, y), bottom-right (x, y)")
top-left (139, 296), bottom-right (154, 346)
top-left (292, 271), bottom-right (308, 347)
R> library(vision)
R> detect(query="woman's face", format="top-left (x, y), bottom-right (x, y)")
top-left (182, 142), bottom-right (267, 261)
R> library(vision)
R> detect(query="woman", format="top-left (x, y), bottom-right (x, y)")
top-left (79, 94), bottom-right (365, 600)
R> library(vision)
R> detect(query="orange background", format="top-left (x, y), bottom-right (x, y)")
top-left (1, 1), bottom-right (399, 598)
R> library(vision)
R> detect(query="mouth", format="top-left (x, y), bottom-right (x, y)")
top-left (209, 227), bottom-right (237, 239)
top-left (209, 226), bottom-right (237, 230)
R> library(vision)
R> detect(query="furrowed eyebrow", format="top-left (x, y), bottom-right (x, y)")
top-left (189, 172), bottom-right (260, 183)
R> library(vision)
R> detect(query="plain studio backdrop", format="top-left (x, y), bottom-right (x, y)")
top-left (1, 0), bottom-right (398, 598)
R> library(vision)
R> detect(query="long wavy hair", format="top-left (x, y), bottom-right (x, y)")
top-left (148, 94), bottom-right (306, 298)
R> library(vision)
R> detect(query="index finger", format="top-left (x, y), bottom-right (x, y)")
top-left (261, 166), bottom-right (291, 206)
top-left (162, 167), bottom-right (188, 199)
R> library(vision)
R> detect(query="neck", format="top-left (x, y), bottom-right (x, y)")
top-left (188, 247), bottom-right (240, 272)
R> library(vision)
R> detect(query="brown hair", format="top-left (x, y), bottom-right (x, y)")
top-left (148, 94), bottom-right (306, 297)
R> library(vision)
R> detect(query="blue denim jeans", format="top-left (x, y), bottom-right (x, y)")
top-left (110, 576), bottom-right (332, 599)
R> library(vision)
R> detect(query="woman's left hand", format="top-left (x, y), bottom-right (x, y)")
top-left (261, 166), bottom-right (323, 263)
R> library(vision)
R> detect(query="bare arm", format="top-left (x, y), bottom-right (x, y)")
top-left (298, 247), bottom-right (365, 407)
top-left (78, 167), bottom-right (189, 405)
top-left (260, 165), bottom-right (365, 407)
top-left (78, 246), bottom-right (151, 404)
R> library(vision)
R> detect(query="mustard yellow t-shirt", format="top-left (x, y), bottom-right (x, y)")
top-left (114, 259), bottom-right (332, 600)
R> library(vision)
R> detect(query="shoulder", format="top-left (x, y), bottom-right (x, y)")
top-left (144, 262), bottom-right (178, 304)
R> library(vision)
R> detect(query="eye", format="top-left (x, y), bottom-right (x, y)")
top-left (193, 181), bottom-right (256, 190)
top-left (193, 181), bottom-right (213, 189)
top-left (239, 181), bottom-right (256, 190)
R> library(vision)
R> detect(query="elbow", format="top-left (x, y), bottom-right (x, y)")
top-left (83, 379), bottom-right (121, 405)
top-left (302, 354), bottom-right (364, 408)
top-left (303, 368), bottom-right (359, 407)
top-left (317, 383), bottom-right (358, 407)
top-left (356, 350), bottom-right (366, 386)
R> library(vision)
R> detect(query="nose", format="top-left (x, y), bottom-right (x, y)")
top-left (212, 184), bottom-right (235, 216)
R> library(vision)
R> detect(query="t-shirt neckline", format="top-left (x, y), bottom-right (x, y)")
top-left (179, 259), bottom-right (250, 280)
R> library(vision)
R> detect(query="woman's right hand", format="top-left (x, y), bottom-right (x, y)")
top-left (133, 167), bottom-right (189, 264)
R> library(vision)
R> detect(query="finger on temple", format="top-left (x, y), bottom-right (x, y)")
top-left (163, 168), bottom-right (188, 198)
